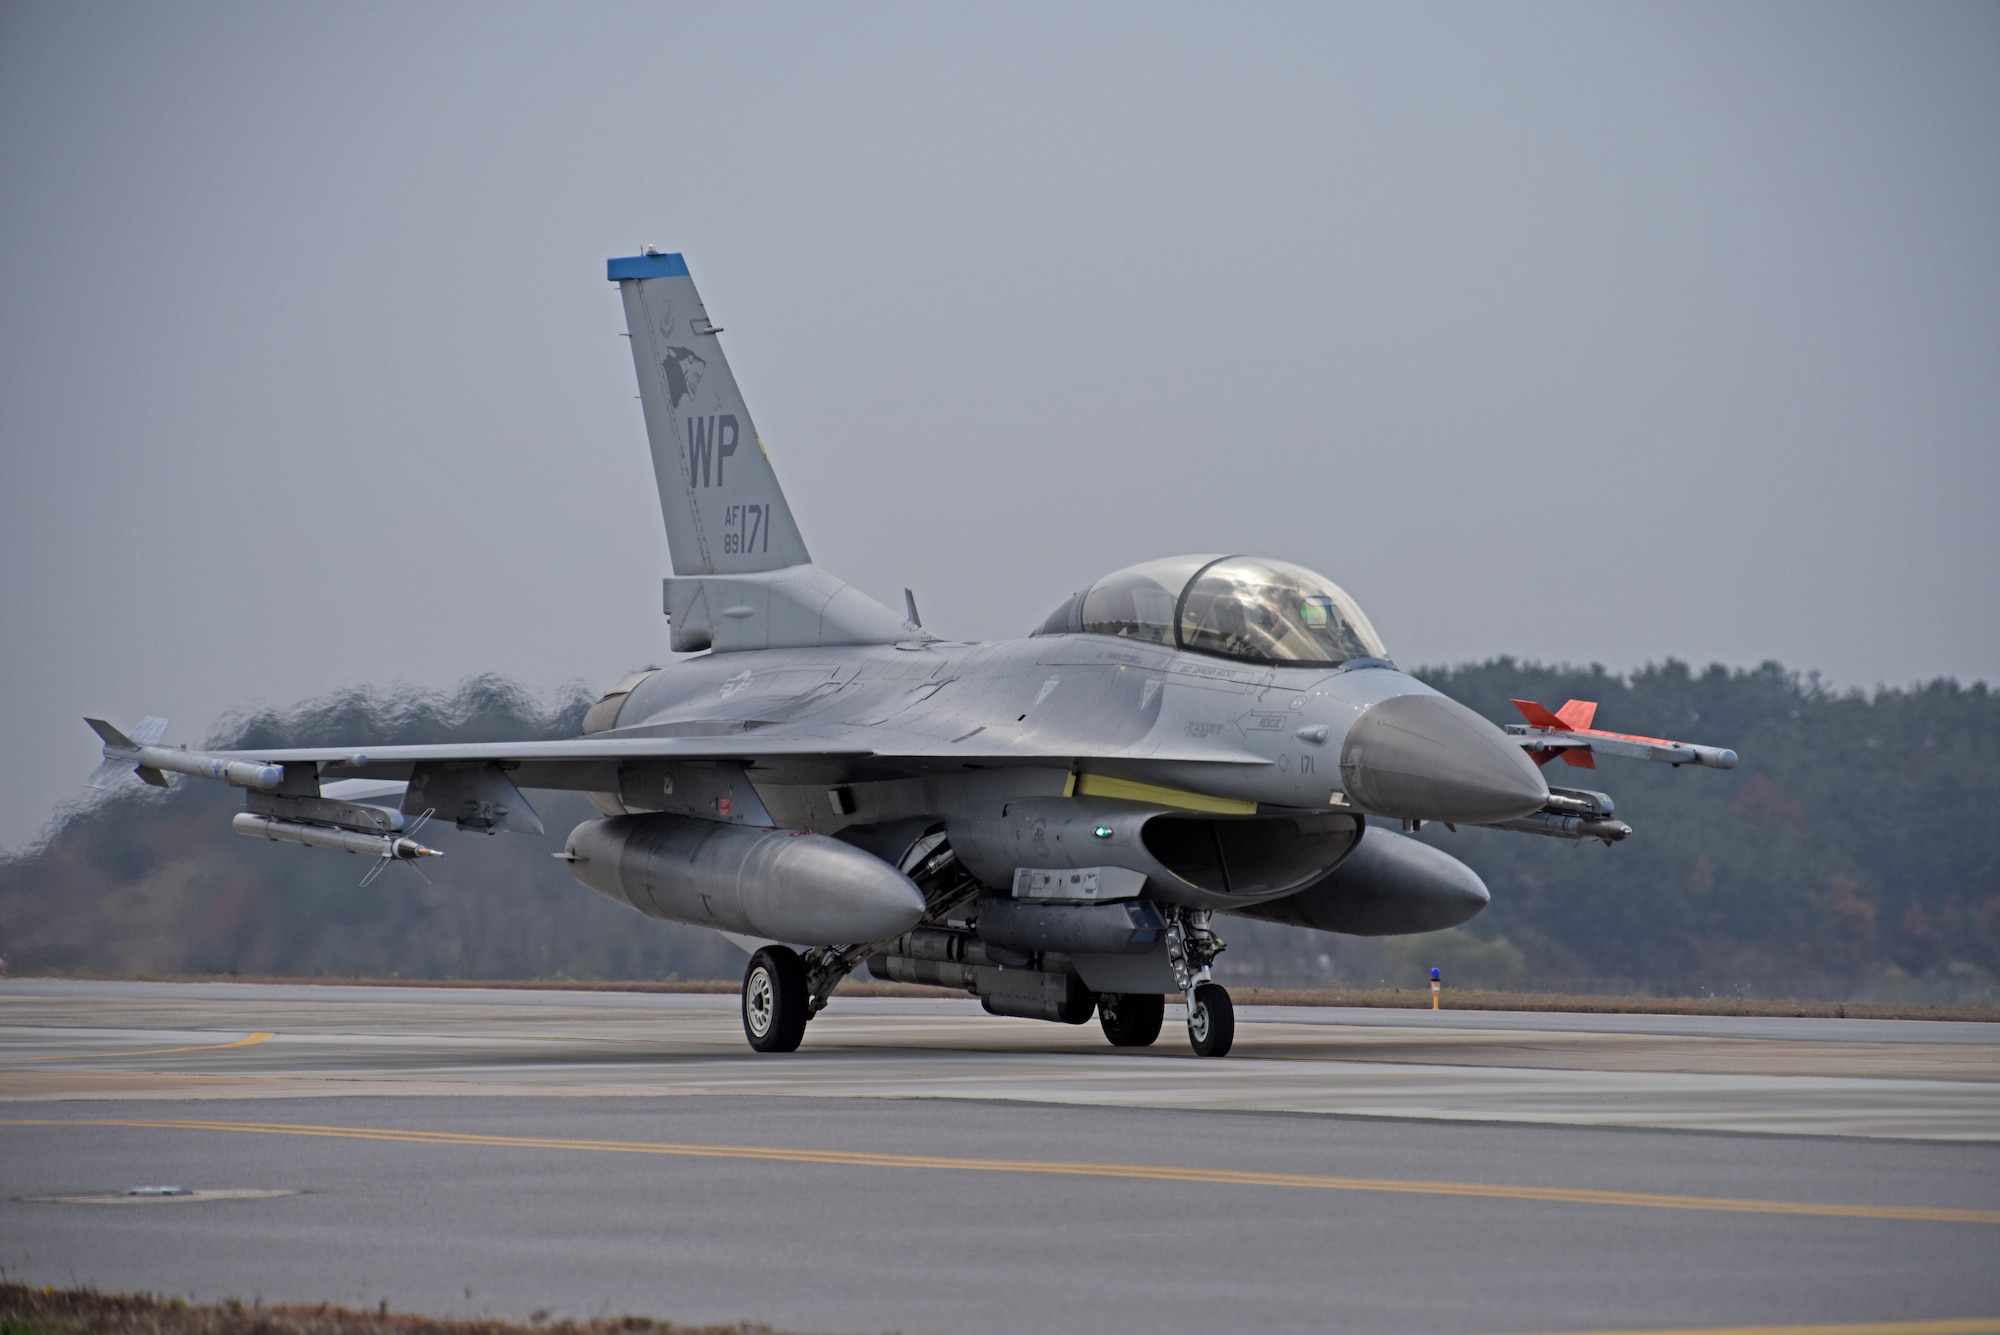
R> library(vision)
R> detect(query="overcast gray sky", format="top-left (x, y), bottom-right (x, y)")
top-left (3, 1), bottom-right (1996, 853)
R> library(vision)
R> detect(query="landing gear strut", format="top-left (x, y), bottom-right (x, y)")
top-left (802, 943), bottom-right (868, 1015)
top-left (739, 830), bottom-right (984, 1055)
top-left (1167, 909), bottom-right (1233, 1058)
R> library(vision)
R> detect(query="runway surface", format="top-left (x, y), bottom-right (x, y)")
top-left (3, 979), bottom-right (1997, 1334)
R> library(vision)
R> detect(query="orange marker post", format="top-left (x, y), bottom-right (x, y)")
top-left (1430, 967), bottom-right (1441, 1011)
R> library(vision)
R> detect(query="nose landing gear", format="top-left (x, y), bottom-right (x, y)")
top-left (1167, 909), bottom-right (1234, 1058)
top-left (1184, 981), bottom-right (1235, 1057)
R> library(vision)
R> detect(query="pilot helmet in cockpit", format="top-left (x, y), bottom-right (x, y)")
top-left (1036, 554), bottom-right (1388, 669)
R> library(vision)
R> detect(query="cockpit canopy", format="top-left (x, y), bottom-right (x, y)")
top-left (1035, 554), bottom-right (1389, 669)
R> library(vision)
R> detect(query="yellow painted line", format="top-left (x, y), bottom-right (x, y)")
top-left (4, 1118), bottom-right (1996, 1226)
top-left (1, 1032), bottom-right (274, 1064)
top-left (1497, 1320), bottom-right (2000, 1335)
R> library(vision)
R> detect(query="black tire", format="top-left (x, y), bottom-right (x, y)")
top-left (1186, 982), bottom-right (1235, 1058)
top-left (1098, 992), bottom-right (1166, 1048)
top-left (742, 946), bottom-right (809, 1053)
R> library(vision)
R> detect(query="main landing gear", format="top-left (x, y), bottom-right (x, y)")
top-left (1097, 991), bottom-right (1165, 1047)
top-left (741, 941), bottom-right (873, 1053)
top-left (742, 946), bottom-right (811, 1053)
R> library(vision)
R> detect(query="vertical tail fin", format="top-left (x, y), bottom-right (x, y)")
top-left (609, 252), bottom-right (811, 576)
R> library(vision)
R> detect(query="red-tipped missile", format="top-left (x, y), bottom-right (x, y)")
top-left (1505, 699), bottom-right (1737, 770)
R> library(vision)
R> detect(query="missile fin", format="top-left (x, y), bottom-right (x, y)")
top-left (1555, 700), bottom-right (1597, 730)
top-left (85, 717), bottom-right (136, 749)
top-left (137, 766), bottom-right (172, 788)
top-left (84, 758), bottom-right (130, 789)
top-left (1510, 699), bottom-right (1570, 731)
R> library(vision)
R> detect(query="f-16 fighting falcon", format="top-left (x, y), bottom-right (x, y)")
top-left (84, 250), bottom-right (1736, 1057)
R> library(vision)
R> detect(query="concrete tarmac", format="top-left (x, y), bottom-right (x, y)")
top-left (3, 979), bottom-right (1997, 1334)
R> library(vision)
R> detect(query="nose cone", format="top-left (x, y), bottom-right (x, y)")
top-left (1340, 693), bottom-right (1548, 824)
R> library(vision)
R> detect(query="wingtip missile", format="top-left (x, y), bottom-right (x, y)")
top-left (84, 716), bottom-right (285, 791)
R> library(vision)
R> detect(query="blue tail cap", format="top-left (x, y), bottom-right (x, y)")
top-left (608, 252), bottom-right (689, 281)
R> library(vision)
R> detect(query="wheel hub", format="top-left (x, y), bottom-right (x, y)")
top-left (746, 968), bottom-right (775, 1038)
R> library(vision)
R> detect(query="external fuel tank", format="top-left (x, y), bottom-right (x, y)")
top-left (563, 814), bottom-right (926, 945)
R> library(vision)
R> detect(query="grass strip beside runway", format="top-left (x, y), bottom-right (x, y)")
top-left (8, 1117), bottom-right (1997, 1226)
top-left (0, 1283), bottom-right (764, 1334)
top-left (12, 1286), bottom-right (1986, 1335)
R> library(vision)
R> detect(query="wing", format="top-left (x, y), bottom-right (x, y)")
top-left (211, 730), bottom-right (1268, 787)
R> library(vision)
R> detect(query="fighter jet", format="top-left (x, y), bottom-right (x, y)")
top-left (84, 250), bottom-right (1736, 1057)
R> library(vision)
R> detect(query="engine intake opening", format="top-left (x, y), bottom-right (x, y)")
top-left (1141, 812), bottom-right (1360, 895)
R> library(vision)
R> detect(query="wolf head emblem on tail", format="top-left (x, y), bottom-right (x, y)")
top-left (661, 347), bottom-right (706, 408)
